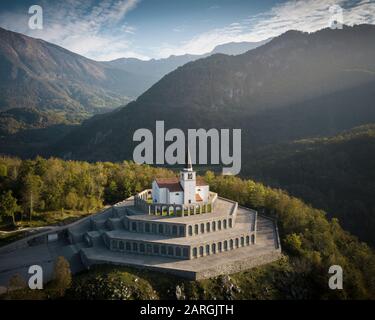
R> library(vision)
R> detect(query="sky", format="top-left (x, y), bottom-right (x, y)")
top-left (0, 0), bottom-right (374, 61)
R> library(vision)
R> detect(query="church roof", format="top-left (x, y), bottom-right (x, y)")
top-left (196, 177), bottom-right (208, 186)
top-left (155, 177), bottom-right (183, 192)
top-left (195, 193), bottom-right (203, 202)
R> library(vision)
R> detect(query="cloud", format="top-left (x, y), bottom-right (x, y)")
top-left (155, 0), bottom-right (375, 58)
top-left (0, 0), bottom-right (144, 61)
top-left (0, 0), bottom-right (374, 60)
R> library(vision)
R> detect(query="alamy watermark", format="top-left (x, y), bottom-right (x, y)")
top-left (329, 5), bottom-right (344, 29)
top-left (133, 121), bottom-right (242, 175)
top-left (328, 265), bottom-right (343, 290)
top-left (28, 5), bottom-right (43, 30)
top-left (28, 264), bottom-right (43, 289)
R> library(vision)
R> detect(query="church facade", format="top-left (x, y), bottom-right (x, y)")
top-left (152, 152), bottom-right (209, 205)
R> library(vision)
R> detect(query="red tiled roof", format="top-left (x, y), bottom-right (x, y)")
top-left (195, 193), bottom-right (203, 202)
top-left (196, 177), bottom-right (208, 186)
top-left (155, 177), bottom-right (183, 192)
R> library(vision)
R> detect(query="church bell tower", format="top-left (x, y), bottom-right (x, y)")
top-left (180, 148), bottom-right (196, 204)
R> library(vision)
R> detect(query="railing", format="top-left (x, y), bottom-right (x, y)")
top-left (134, 190), bottom-right (218, 217)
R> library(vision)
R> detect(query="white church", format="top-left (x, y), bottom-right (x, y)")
top-left (152, 151), bottom-right (209, 205)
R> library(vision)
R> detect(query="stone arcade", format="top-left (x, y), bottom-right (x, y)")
top-left (66, 155), bottom-right (281, 280)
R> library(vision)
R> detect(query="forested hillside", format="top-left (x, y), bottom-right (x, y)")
top-left (0, 156), bottom-right (375, 299)
top-left (243, 124), bottom-right (375, 246)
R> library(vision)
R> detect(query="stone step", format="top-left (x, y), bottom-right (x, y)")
top-left (107, 217), bottom-right (123, 230)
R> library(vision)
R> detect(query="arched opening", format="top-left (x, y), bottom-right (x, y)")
top-left (168, 246), bottom-right (174, 256)
top-left (223, 220), bottom-right (227, 229)
top-left (212, 243), bottom-right (216, 254)
top-left (133, 242), bottom-right (138, 252)
top-left (194, 224), bottom-right (199, 235)
top-left (161, 245), bottom-right (166, 255)
top-left (200, 223), bottom-right (205, 233)
top-left (179, 225), bottom-right (185, 236)
top-left (199, 246), bottom-right (204, 256)
top-left (176, 247), bottom-right (181, 256)
top-left (188, 225), bottom-right (193, 236)
top-left (193, 247), bottom-right (197, 258)
top-left (251, 234), bottom-right (255, 244)
top-left (218, 242), bottom-right (222, 252)
top-left (246, 236), bottom-right (250, 245)
top-left (139, 243), bottom-right (145, 252)
top-left (235, 238), bottom-right (239, 248)
top-left (224, 240), bottom-right (228, 251)
top-left (206, 244), bottom-right (210, 255)
top-left (241, 237), bottom-right (245, 246)
top-left (218, 220), bottom-right (222, 230)
top-left (206, 222), bottom-right (210, 232)
top-left (212, 221), bottom-right (216, 231)
top-left (229, 218), bottom-right (233, 228)
top-left (172, 225), bottom-right (178, 236)
top-left (153, 245), bottom-right (160, 254)
top-left (229, 239), bottom-right (233, 250)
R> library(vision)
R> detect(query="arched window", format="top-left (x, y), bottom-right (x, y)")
top-left (224, 240), bottom-right (228, 250)
top-left (223, 220), bottom-right (227, 229)
top-left (193, 247), bottom-right (197, 258)
top-left (246, 236), bottom-right (250, 245)
top-left (139, 243), bottom-right (145, 252)
top-left (241, 237), bottom-right (245, 246)
top-left (161, 245), bottom-right (166, 255)
top-left (252, 234), bottom-right (255, 244)
top-left (133, 242), bottom-right (138, 251)
top-left (183, 248), bottom-right (189, 257)
top-left (206, 244), bottom-right (210, 255)
top-left (212, 243), bottom-right (216, 254)
top-left (218, 242), bottom-right (222, 252)
top-left (212, 221), bottom-right (216, 231)
top-left (218, 220), bottom-right (222, 230)
top-left (235, 238), bottom-right (239, 248)
top-left (199, 246), bottom-right (204, 256)
top-left (195, 224), bottom-right (199, 234)
top-left (229, 218), bottom-right (233, 228)
top-left (200, 223), bottom-right (205, 233)
top-left (188, 225), bottom-right (193, 236)
top-left (176, 247), bottom-right (181, 256)
top-left (229, 239), bottom-right (233, 250)
top-left (179, 226), bottom-right (185, 236)
top-left (168, 246), bottom-right (174, 256)
top-left (172, 225), bottom-right (178, 236)
top-left (206, 222), bottom-right (210, 232)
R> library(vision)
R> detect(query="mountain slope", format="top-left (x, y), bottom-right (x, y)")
top-left (103, 39), bottom-right (271, 96)
top-left (244, 124), bottom-right (375, 246)
top-left (0, 27), bottom-right (141, 120)
top-left (49, 25), bottom-right (375, 161)
top-left (0, 27), bottom-right (270, 128)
